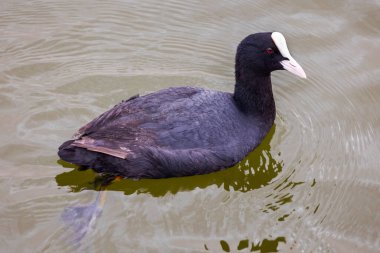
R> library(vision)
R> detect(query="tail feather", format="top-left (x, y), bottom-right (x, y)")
top-left (58, 140), bottom-right (97, 167)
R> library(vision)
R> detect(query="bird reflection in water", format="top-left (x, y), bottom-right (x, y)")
top-left (216, 236), bottom-right (286, 252)
top-left (61, 189), bottom-right (106, 244)
top-left (56, 125), bottom-right (283, 245)
top-left (58, 174), bottom-right (118, 247)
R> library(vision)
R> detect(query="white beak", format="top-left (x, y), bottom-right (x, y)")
top-left (271, 32), bottom-right (307, 79)
top-left (280, 57), bottom-right (307, 79)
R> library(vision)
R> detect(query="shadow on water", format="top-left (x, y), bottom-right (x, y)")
top-left (56, 125), bottom-right (283, 197)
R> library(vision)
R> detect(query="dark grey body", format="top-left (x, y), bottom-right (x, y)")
top-left (59, 86), bottom-right (274, 178)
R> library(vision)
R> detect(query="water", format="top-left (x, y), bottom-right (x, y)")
top-left (0, 0), bottom-right (379, 252)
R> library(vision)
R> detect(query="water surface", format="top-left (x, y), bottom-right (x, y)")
top-left (0, 0), bottom-right (379, 252)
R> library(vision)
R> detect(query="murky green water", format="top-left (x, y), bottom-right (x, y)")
top-left (1, 0), bottom-right (379, 252)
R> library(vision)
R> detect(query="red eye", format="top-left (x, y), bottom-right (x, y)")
top-left (266, 48), bottom-right (274, 54)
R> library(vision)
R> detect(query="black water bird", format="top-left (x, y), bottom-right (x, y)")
top-left (58, 32), bottom-right (306, 179)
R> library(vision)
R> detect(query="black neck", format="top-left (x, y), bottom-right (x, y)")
top-left (233, 72), bottom-right (275, 121)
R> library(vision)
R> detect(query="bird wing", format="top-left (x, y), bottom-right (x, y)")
top-left (70, 87), bottom-right (207, 159)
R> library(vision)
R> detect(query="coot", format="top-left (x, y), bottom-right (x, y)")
top-left (58, 32), bottom-right (306, 179)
